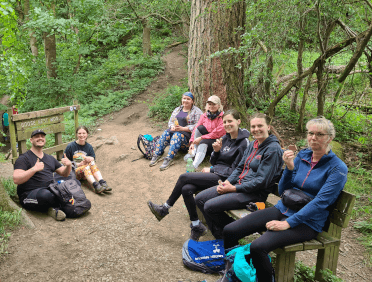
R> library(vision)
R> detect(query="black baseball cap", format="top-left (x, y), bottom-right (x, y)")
top-left (30, 129), bottom-right (46, 138)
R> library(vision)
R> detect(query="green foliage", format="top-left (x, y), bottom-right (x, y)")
top-left (1, 177), bottom-right (17, 198)
top-left (148, 85), bottom-right (188, 121)
top-left (0, 207), bottom-right (21, 255)
top-left (294, 261), bottom-right (343, 282)
top-left (0, 176), bottom-right (21, 255)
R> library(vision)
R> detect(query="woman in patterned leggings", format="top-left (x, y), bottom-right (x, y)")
top-left (149, 92), bottom-right (203, 171)
top-left (64, 126), bottom-right (112, 194)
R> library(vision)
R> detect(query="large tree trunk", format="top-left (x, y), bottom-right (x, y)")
top-left (43, 33), bottom-right (57, 79)
top-left (188, 0), bottom-right (246, 113)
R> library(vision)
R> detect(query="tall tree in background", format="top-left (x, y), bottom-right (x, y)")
top-left (188, 0), bottom-right (246, 114)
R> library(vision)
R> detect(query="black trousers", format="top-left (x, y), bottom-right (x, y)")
top-left (166, 172), bottom-right (224, 221)
top-left (195, 187), bottom-right (264, 238)
top-left (223, 207), bottom-right (318, 281)
top-left (20, 188), bottom-right (59, 212)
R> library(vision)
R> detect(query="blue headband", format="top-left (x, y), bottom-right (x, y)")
top-left (183, 92), bottom-right (194, 100)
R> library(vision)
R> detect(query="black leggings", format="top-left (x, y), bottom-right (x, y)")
top-left (223, 207), bottom-right (318, 281)
top-left (166, 172), bottom-right (223, 221)
top-left (20, 188), bottom-right (59, 212)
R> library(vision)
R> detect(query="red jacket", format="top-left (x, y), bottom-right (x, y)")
top-left (190, 111), bottom-right (226, 143)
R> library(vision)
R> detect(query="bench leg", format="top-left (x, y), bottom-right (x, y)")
top-left (315, 245), bottom-right (339, 282)
top-left (275, 251), bottom-right (296, 282)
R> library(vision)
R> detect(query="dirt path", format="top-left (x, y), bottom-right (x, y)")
top-left (0, 45), bottom-right (371, 282)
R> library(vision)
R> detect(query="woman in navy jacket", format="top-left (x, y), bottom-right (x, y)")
top-left (147, 110), bottom-right (249, 241)
top-left (222, 116), bottom-right (348, 281)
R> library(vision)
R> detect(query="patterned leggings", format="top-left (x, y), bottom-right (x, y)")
top-left (75, 161), bottom-right (100, 180)
top-left (154, 130), bottom-right (188, 159)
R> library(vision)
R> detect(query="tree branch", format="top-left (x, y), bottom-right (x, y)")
top-left (266, 28), bottom-right (370, 117)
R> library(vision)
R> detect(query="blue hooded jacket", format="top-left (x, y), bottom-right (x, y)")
top-left (275, 148), bottom-right (348, 232)
top-left (227, 134), bottom-right (283, 200)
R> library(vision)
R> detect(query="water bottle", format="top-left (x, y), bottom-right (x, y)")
top-left (57, 180), bottom-right (64, 184)
top-left (186, 158), bottom-right (195, 173)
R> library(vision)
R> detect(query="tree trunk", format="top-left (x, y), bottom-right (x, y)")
top-left (24, 0), bottom-right (38, 57)
top-left (142, 18), bottom-right (152, 57)
top-left (296, 72), bottom-right (313, 132)
top-left (43, 33), bottom-right (57, 79)
top-left (188, 0), bottom-right (246, 113)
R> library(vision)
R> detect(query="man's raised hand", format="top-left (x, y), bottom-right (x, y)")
top-left (33, 158), bottom-right (44, 172)
top-left (61, 153), bottom-right (72, 167)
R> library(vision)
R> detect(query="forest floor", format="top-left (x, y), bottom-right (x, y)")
top-left (0, 45), bottom-right (371, 282)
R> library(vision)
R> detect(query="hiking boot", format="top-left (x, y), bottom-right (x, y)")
top-left (149, 155), bottom-right (162, 167)
top-left (99, 179), bottom-right (112, 192)
top-left (147, 201), bottom-right (169, 221)
top-left (159, 157), bottom-right (174, 171)
top-left (183, 149), bottom-right (195, 161)
top-left (47, 207), bottom-right (66, 221)
top-left (93, 181), bottom-right (104, 194)
top-left (190, 222), bottom-right (208, 241)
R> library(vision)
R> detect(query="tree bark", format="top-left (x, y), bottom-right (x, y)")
top-left (142, 18), bottom-right (152, 57)
top-left (24, 0), bottom-right (38, 58)
top-left (290, 36), bottom-right (304, 112)
top-left (296, 71), bottom-right (313, 132)
top-left (43, 33), bottom-right (57, 79)
top-left (188, 0), bottom-right (246, 113)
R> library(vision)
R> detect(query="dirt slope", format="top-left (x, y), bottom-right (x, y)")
top-left (0, 45), bottom-right (371, 282)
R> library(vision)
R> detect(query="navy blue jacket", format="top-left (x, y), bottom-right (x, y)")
top-left (210, 128), bottom-right (250, 179)
top-left (227, 134), bottom-right (283, 200)
top-left (276, 149), bottom-right (348, 232)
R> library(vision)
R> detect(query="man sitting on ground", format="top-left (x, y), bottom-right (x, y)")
top-left (13, 129), bottom-right (72, 221)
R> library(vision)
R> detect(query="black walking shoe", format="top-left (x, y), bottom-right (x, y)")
top-left (147, 201), bottom-right (169, 221)
top-left (93, 181), bottom-right (104, 194)
top-left (99, 179), bottom-right (112, 192)
top-left (190, 222), bottom-right (208, 241)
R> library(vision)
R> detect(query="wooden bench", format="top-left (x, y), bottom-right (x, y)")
top-left (7, 100), bottom-right (80, 163)
top-left (225, 188), bottom-right (356, 282)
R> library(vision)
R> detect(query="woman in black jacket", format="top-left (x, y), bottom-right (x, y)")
top-left (195, 113), bottom-right (284, 239)
top-left (147, 110), bottom-right (250, 241)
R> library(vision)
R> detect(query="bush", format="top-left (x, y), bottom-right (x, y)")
top-left (148, 85), bottom-right (188, 121)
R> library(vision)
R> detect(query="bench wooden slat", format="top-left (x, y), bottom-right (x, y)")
top-left (303, 239), bottom-right (324, 250)
top-left (17, 123), bottom-right (65, 141)
top-left (316, 231), bottom-right (340, 247)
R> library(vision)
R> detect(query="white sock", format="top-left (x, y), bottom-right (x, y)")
top-left (192, 220), bottom-right (200, 226)
top-left (164, 202), bottom-right (171, 209)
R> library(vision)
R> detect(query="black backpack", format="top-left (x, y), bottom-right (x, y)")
top-left (49, 179), bottom-right (91, 218)
top-left (137, 134), bottom-right (160, 160)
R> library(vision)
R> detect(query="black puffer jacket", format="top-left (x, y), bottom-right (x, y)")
top-left (209, 128), bottom-right (250, 179)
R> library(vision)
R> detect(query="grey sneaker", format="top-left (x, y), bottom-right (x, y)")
top-left (93, 181), bottom-right (104, 194)
top-left (47, 207), bottom-right (66, 221)
top-left (159, 157), bottom-right (174, 171)
top-left (149, 155), bottom-right (162, 167)
top-left (147, 201), bottom-right (169, 221)
top-left (190, 222), bottom-right (208, 241)
top-left (99, 179), bottom-right (112, 192)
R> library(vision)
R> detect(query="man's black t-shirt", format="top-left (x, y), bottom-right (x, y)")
top-left (14, 150), bottom-right (62, 197)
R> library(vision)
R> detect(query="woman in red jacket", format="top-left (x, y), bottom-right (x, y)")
top-left (185, 95), bottom-right (226, 169)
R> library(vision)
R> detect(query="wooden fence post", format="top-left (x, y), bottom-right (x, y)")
top-left (73, 100), bottom-right (79, 139)
top-left (7, 108), bottom-right (17, 160)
